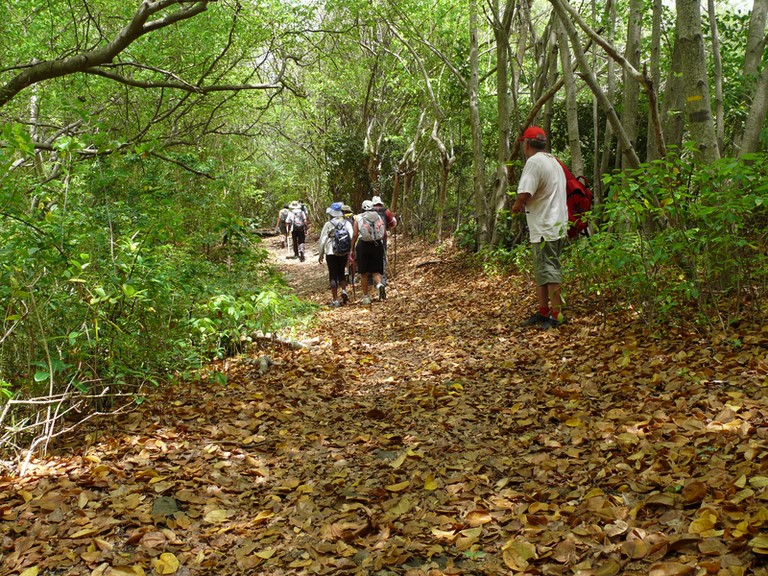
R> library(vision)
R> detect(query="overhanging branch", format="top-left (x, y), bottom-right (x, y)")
top-left (84, 68), bottom-right (282, 93)
top-left (0, 1), bottom-right (215, 108)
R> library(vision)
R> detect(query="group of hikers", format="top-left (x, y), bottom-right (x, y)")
top-left (274, 125), bottom-right (572, 327)
top-left (276, 197), bottom-right (397, 306)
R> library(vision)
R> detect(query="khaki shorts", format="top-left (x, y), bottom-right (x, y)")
top-left (532, 237), bottom-right (564, 286)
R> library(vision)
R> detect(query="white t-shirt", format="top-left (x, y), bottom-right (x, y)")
top-left (517, 152), bottom-right (568, 242)
top-left (318, 217), bottom-right (354, 256)
top-left (286, 209), bottom-right (306, 228)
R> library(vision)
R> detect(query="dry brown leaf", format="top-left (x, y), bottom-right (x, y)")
top-left (502, 539), bottom-right (537, 570)
top-left (385, 480), bottom-right (410, 492)
top-left (649, 562), bottom-right (695, 576)
top-left (465, 509), bottom-right (492, 527)
top-left (594, 558), bottom-right (622, 576)
top-left (203, 509), bottom-right (230, 524)
top-left (152, 552), bottom-right (179, 575)
top-left (681, 480), bottom-right (707, 504)
top-left (749, 534), bottom-right (768, 554)
top-left (552, 538), bottom-right (577, 563)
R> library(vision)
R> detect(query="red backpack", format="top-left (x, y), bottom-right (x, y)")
top-left (557, 159), bottom-right (593, 239)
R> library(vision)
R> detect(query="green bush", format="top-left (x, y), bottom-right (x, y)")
top-left (0, 153), bottom-right (316, 463)
top-left (568, 151), bottom-right (767, 328)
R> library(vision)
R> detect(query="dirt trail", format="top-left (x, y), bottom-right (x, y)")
top-left (3, 235), bottom-right (767, 575)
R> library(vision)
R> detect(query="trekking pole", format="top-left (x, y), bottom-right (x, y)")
top-left (392, 222), bottom-right (397, 279)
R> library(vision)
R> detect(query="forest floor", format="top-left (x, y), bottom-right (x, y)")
top-left (2, 234), bottom-right (768, 576)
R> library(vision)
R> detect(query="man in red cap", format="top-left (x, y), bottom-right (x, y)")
top-left (511, 126), bottom-right (569, 329)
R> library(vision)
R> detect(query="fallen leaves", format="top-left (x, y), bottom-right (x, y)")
top-left (2, 240), bottom-right (768, 575)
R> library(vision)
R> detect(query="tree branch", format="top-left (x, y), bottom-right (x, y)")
top-left (0, 1), bottom-right (215, 108)
top-left (83, 68), bottom-right (281, 93)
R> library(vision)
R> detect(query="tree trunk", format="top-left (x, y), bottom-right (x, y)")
top-left (661, 35), bottom-right (686, 150)
top-left (432, 120), bottom-right (455, 244)
top-left (707, 0), bottom-right (725, 154)
top-left (598, 0), bottom-right (617, 203)
top-left (737, 0), bottom-right (768, 155)
top-left (469, 0), bottom-right (489, 248)
top-left (739, 64), bottom-right (768, 156)
top-left (549, 0), bottom-right (641, 169)
top-left (647, 0), bottom-right (663, 162)
top-left (675, 0), bottom-right (720, 164)
top-left (555, 14), bottom-right (584, 175)
top-left (619, 0), bottom-right (642, 169)
top-left (490, 0), bottom-right (514, 247)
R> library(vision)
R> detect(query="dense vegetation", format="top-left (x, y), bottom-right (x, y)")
top-left (0, 0), bottom-right (766, 468)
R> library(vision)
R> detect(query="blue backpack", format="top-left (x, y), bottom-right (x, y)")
top-left (331, 219), bottom-right (351, 254)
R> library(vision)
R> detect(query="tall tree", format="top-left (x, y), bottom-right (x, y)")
top-left (675, 0), bottom-right (720, 163)
top-left (469, 0), bottom-right (490, 247)
top-left (707, 0), bottom-right (725, 154)
top-left (488, 0), bottom-right (515, 247)
top-left (737, 0), bottom-right (768, 155)
top-left (555, 14), bottom-right (584, 175)
top-left (619, 0), bottom-right (643, 169)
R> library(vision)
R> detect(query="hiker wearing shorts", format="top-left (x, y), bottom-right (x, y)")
top-left (351, 200), bottom-right (386, 305)
top-left (276, 204), bottom-right (290, 249)
top-left (318, 202), bottom-right (353, 307)
top-left (371, 195), bottom-right (396, 286)
top-left (341, 204), bottom-right (356, 287)
top-left (511, 126), bottom-right (568, 330)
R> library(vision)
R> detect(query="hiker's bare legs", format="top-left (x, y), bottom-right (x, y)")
top-left (537, 283), bottom-right (561, 318)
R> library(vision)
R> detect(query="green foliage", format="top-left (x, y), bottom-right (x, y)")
top-left (568, 151), bottom-right (768, 328)
top-left (0, 152), bottom-right (316, 427)
top-left (454, 217), bottom-right (477, 252)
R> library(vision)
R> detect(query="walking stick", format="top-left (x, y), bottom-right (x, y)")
top-left (392, 222), bottom-right (397, 279)
top-left (349, 256), bottom-right (357, 301)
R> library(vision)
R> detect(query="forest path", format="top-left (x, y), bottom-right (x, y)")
top-left (3, 234), bottom-right (767, 575)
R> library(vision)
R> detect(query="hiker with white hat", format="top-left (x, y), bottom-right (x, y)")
top-left (286, 200), bottom-right (309, 261)
top-left (350, 200), bottom-right (386, 304)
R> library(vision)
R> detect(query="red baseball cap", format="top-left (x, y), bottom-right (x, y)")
top-left (517, 126), bottom-right (547, 142)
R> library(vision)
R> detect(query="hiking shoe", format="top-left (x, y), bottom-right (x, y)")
top-left (538, 314), bottom-right (568, 330)
top-left (299, 252), bottom-right (305, 262)
top-left (361, 295), bottom-right (372, 305)
top-left (520, 312), bottom-right (549, 327)
top-left (377, 283), bottom-right (386, 301)
top-left (330, 300), bottom-right (340, 308)
top-left (341, 291), bottom-right (349, 304)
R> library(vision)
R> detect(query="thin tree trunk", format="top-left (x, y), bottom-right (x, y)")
top-left (469, 0), bottom-right (489, 248)
top-left (432, 120), bottom-right (455, 244)
top-left (619, 0), bottom-right (642, 169)
top-left (739, 64), bottom-right (768, 156)
top-left (675, 0), bottom-right (720, 164)
top-left (490, 0), bottom-right (514, 247)
top-left (549, 0), bottom-right (641, 169)
top-left (647, 0), bottom-right (663, 162)
top-left (555, 14), bottom-right (584, 175)
top-left (737, 0), bottom-right (768, 155)
top-left (707, 0), bottom-right (725, 154)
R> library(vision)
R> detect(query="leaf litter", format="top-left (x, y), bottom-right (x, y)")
top-left (1, 237), bottom-right (767, 576)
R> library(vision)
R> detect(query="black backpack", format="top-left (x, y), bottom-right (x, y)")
top-left (330, 219), bottom-right (351, 254)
